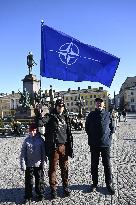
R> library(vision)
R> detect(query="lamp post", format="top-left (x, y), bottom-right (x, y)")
top-left (49, 85), bottom-right (56, 110)
top-left (41, 85), bottom-right (57, 112)
top-left (76, 94), bottom-right (85, 118)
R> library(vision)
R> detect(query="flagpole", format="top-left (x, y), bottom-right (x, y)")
top-left (40, 20), bottom-right (44, 101)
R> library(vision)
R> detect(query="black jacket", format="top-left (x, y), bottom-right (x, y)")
top-left (45, 109), bottom-right (74, 158)
top-left (85, 109), bottom-right (114, 148)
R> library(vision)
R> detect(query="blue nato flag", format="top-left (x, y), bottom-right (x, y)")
top-left (40, 25), bottom-right (120, 87)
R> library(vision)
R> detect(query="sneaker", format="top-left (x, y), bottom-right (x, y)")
top-left (63, 187), bottom-right (71, 197)
top-left (51, 190), bottom-right (57, 199)
top-left (91, 183), bottom-right (97, 192)
top-left (106, 184), bottom-right (115, 195)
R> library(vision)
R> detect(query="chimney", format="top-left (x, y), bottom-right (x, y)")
top-left (68, 88), bottom-right (71, 93)
top-left (12, 91), bottom-right (15, 95)
top-left (99, 87), bottom-right (103, 91)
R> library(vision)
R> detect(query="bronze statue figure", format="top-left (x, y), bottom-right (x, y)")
top-left (27, 51), bottom-right (37, 74)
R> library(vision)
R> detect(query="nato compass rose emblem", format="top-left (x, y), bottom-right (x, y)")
top-left (49, 42), bottom-right (100, 67)
top-left (50, 42), bottom-right (79, 66)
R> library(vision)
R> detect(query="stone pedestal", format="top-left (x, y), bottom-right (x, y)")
top-left (22, 74), bottom-right (40, 96)
top-left (15, 73), bottom-right (49, 121)
top-left (15, 105), bottom-right (49, 120)
top-left (15, 106), bottom-right (34, 119)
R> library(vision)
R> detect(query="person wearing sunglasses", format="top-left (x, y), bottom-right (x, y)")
top-left (45, 99), bottom-right (73, 199)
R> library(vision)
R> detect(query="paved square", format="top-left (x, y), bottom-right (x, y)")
top-left (0, 114), bottom-right (135, 204)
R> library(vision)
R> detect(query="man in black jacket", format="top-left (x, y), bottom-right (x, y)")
top-left (45, 99), bottom-right (73, 199)
top-left (85, 98), bottom-right (115, 195)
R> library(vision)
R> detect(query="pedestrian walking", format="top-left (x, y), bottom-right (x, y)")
top-left (44, 99), bottom-right (73, 199)
top-left (85, 98), bottom-right (115, 195)
top-left (20, 123), bottom-right (46, 203)
top-left (118, 109), bottom-right (122, 122)
top-left (13, 121), bottom-right (21, 136)
top-left (122, 109), bottom-right (127, 122)
top-left (111, 109), bottom-right (119, 131)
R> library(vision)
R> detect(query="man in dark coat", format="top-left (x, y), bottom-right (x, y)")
top-left (85, 98), bottom-right (115, 195)
top-left (45, 99), bottom-right (73, 199)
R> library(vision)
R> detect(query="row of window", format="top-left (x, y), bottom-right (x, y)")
top-left (0, 106), bottom-right (9, 109)
top-left (68, 107), bottom-right (90, 112)
top-left (65, 94), bottom-right (106, 101)
top-left (66, 101), bottom-right (93, 106)
top-left (66, 100), bottom-right (107, 107)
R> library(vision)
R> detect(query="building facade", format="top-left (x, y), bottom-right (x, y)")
top-left (63, 86), bottom-right (109, 113)
top-left (0, 92), bottom-right (20, 118)
top-left (123, 87), bottom-right (136, 111)
top-left (119, 76), bottom-right (136, 111)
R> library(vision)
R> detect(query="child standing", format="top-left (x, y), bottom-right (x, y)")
top-left (20, 123), bottom-right (46, 203)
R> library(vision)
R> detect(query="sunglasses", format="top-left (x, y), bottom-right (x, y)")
top-left (58, 104), bottom-right (64, 108)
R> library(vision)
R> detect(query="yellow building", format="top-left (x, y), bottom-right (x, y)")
top-left (0, 96), bottom-right (10, 118)
top-left (0, 92), bottom-right (20, 118)
top-left (63, 87), bottom-right (109, 113)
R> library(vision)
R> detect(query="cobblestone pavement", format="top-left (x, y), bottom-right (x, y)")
top-left (0, 113), bottom-right (135, 205)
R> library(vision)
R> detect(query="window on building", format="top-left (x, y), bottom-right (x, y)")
top-left (131, 92), bottom-right (134, 95)
top-left (66, 97), bottom-right (68, 100)
top-left (90, 95), bottom-right (92, 98)
top-left (90, 101), bottom-right (92, 105)
top-left (81, 96), bottom-right (84, 99)
top-left (71, 97), bottom-right (73, 100)
top-left (67, 103), bottom-right (69, 106)
top-left (86, 101), bottom-right (88, 105)
top-left (131, 98), bottom-right (134, 102)
top-left (71, 108), bottom-right (73, 112)
top-left (71, 102), bottom-right (73, 106)
top-left (75, 96), bottom-right (77, 100)
top-left (94, 95), bottom-right (96, 98)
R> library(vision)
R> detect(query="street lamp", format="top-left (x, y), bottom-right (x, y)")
top-left (76, 94), bottom-right (85, 118)
top-left (41, 85), bottom-right (58, 112)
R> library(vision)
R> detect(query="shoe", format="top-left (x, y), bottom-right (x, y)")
top-left (24, 197), bottom-right (32, 204)
top-left (36, 195), bottom-right (44, 201)
top-left (51, 190), bottom-right (57, 199)
top-left (106, 184), bottom-right (115, 195)
top-left (91, 183), bottom-right (97, 192)
top-left (63, 187), bottom-right (71, 197)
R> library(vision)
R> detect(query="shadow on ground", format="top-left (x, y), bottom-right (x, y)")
top-left (0, 184), bottom-right (111, 204)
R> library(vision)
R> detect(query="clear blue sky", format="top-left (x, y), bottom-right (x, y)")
top-left (0, 0), bottom-right (136, 98)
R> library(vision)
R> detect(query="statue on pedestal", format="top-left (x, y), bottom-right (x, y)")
top-left (27, 51), bottom-right (37, 75)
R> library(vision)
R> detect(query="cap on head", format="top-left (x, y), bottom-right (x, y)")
top-left (29, 123), bottom-right (37, 132)
top-left (95, 98), bottom-right (103, 103)
top-left (55, 99), bottom-right (64, 107)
